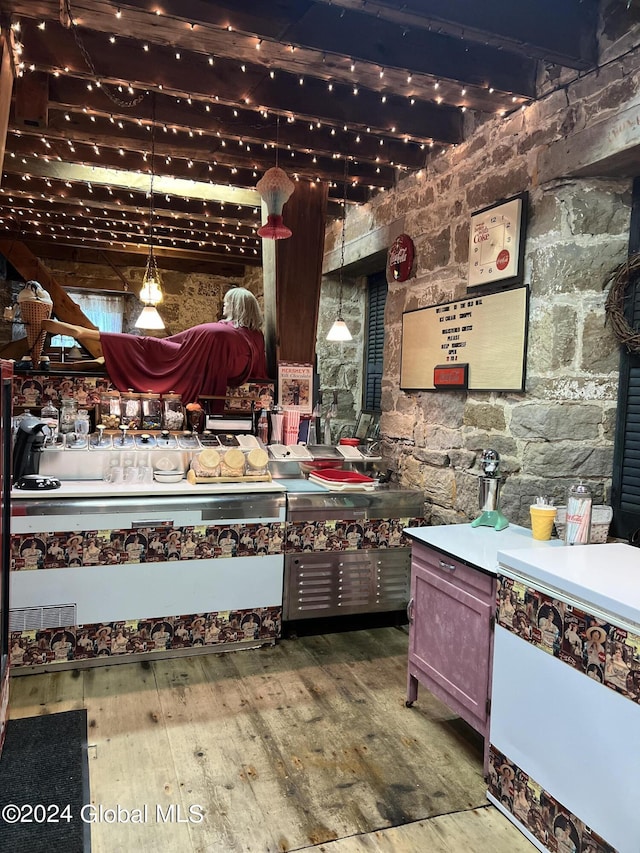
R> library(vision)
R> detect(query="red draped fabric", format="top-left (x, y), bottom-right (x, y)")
top-left (100, 322), bottom-right (268, 404)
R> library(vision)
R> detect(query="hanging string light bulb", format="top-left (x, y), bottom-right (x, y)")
top-left (327, 158), bottom-right (352, 342)
top-left (256, 116), bottom-right (294, 239)
top-left (135, 94), bottom-right (165, 330)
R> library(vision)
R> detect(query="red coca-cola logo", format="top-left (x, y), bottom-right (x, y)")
top-left (496, 249), bottom-right (510, 271)
top-left (388, 234), bottom-right (414, 282)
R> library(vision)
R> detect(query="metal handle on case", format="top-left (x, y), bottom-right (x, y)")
top-left (131, 520), bottom-right (174, 528)
top-left (439, 559), bottom-right (457, 572)
top-left (406, 597), bottom-right (414, 623)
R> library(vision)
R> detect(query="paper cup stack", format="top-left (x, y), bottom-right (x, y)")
top-left (283, 409), bottom-right (301, 445)
top-left (17, 281), bottom-right (53, 366)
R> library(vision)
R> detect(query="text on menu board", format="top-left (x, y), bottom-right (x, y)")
top-left (400, 286), bottom-right (528, 391)
top-left (436, 297), bottom-right (483, 361)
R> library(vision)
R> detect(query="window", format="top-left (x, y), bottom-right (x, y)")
top-left (49, 292), bottom-right (124, 348)
top-left (611, 176), bottom-right (640, 540)
top-left (363, 270), bottom-right (387, 411)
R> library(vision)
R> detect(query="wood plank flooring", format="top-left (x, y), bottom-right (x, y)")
top-left (8, 627), bottom-right (535, 852)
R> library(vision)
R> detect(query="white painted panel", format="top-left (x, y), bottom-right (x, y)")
top-left (491, 625), bottom-right (639, 853)
top-left (10, 556), bottom-right (284, 624)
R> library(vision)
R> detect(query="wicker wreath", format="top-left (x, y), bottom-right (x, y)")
top-left (604, 252), bottom-right (640, 353)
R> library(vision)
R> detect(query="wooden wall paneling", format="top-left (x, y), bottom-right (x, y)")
top-left (0, 32), bottom-right (15, 187)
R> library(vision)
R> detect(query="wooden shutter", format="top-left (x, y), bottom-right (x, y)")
top-left (611, 176), bottom-right (640, 540)
top-left (364, 271), bottom-right (387, 411)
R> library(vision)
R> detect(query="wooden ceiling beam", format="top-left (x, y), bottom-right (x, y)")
top-left (6, 0), bottom-right (541, 98)
top-left (18, 20), bottom-right (465, 143)
top-left (16, 239), bottom-right (248, 276)
top-left (0, 183), bottom-right (262, 231)
top-left (44, 76), bottom-right (426, 172)
top-left (314, 0), bottom-right (599, 70)
top-left (9, 112), bottom-right (397, 189)
top-left (0, 173), bottom-right (261, 222)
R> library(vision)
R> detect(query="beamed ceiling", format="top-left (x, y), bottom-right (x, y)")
top-left (0, 0), bottom-right (600, 279)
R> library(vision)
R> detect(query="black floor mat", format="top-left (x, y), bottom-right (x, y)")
top-left (0, 709), bottom-right (90, 853)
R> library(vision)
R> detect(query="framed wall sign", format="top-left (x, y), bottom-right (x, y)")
top-left (468, 192), bottom-right (528, 290)
top-left (400, 285), bottom-right (528, 392)
top-left (277, 362), bottom-right (313, 413)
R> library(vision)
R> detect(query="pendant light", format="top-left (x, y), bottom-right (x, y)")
top-left (135, 305), bottom-right (165, 330)
top-left (135, 95), bottom-right (165, 330)
top-left (256, 116), bottom-right (294, 239)
top-left (327, 159), bottom-right (352, 342)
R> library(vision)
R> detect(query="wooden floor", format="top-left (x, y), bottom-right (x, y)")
top-left (9, 627), bottom-right (534, 853)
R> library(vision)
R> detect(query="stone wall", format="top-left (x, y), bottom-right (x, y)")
top-left (320, 7), bottom-right (640, 526)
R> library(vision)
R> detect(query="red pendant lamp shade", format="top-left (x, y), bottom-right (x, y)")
top-left (256, 166), bottom-right (294, 239)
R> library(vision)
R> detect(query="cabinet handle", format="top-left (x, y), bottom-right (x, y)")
top-left (406, 597), bottom-right (414, 623)
top-left (439, 559), bottom-right (456, 572)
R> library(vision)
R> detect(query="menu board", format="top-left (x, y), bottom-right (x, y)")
top-left (400, 285), bottom-right (528, 391)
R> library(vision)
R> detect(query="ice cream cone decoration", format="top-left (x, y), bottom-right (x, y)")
top-left (17, 281), bottom-right (53, 366)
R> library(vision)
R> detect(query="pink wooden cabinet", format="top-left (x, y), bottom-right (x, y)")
top-left (406, 541), bottom-right (496, 773)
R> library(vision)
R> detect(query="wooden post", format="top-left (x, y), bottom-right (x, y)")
top-left (262, 180), bottom-right (328, 372)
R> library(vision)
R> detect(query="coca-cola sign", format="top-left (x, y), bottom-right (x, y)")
top-left (388, 233), bottom-right (415, 282)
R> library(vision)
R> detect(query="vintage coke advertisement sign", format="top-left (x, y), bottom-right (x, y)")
top-left (388, 234), bottom-right (414, 282)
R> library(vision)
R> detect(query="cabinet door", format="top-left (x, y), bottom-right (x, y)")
top-left (409, 549), bottom-right (494, 733)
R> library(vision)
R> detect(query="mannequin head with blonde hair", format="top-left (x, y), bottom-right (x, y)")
top-left (222, 287), bottom-right (263, 330)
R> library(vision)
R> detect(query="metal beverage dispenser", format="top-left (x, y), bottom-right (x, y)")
top-left (470, 449), bottom-right (509, 531)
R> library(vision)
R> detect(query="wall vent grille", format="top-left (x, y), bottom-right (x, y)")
top-left (9, 604), bottom-right (77, 632)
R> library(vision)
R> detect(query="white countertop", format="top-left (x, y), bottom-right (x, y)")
top-left (498, 542), bottom-right (640, 628)
top-left (11, 479), bottom-right (288, 499)
top-left (403, 522), bottom-right (562, 574)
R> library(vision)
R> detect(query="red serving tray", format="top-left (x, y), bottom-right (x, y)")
top-left (308, 469), bottom-right (376, 491)
top-left (309, 469), bottom-right (373, 483)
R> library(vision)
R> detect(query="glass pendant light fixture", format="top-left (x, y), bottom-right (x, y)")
top-left (135, 96), bottom-right (165, 330)
top-left (327, 159), bottom-right (352, 342)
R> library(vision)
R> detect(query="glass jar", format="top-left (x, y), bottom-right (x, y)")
top-left (565, 481), bottom-right (592, 545)
top-left (98, 391), bottom-right (121, 430)
top-left (75, 408), bottom-right (91, 436)
top-left (162, 393), bottom-right (184, 431)
top-left (120, 391), bottom-right (141, 430)
top-left (140, 391), bottom-right (162, 430)
top-left (41, 400), bottom-right (59, 433)
top-left (59, 398), bottom-right (78, 434)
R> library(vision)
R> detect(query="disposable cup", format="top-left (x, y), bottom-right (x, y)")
top-left (530, 506), bottom-right (557, 541)
top-left (104, 466), bottom-right (124, 485)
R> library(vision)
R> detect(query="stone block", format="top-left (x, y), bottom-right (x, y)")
top-left (581, 311), bottom-right (620, 373)
top-left (463, 402), bottom-right (506, 431)
top-left (527, 303), bottom-right (577, 371)
top-left (414, 227), bottom-right (451, 273)
top-left (412, 464), bottom-right (456, 505)
top-left (602, 405), bottom-right (618, 440)
top-left (413, 448), bottom-right (450, 467)
top-left (381, 411), bottom-right (417, 440)
top-left (462, 430), bottom-right (518, 458)
top-left (510, 403), bottom-right (601, 441)
top-left (522, 443), bottom-right (614, 477)
top-left (525, 375), bottom-right (619, 401)
top-left (448, 449), bottom-right (477, 470)
top-left (466, 165), bottom-right (530, 212)
top-left (418, 392), bottom-right (466, 427)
